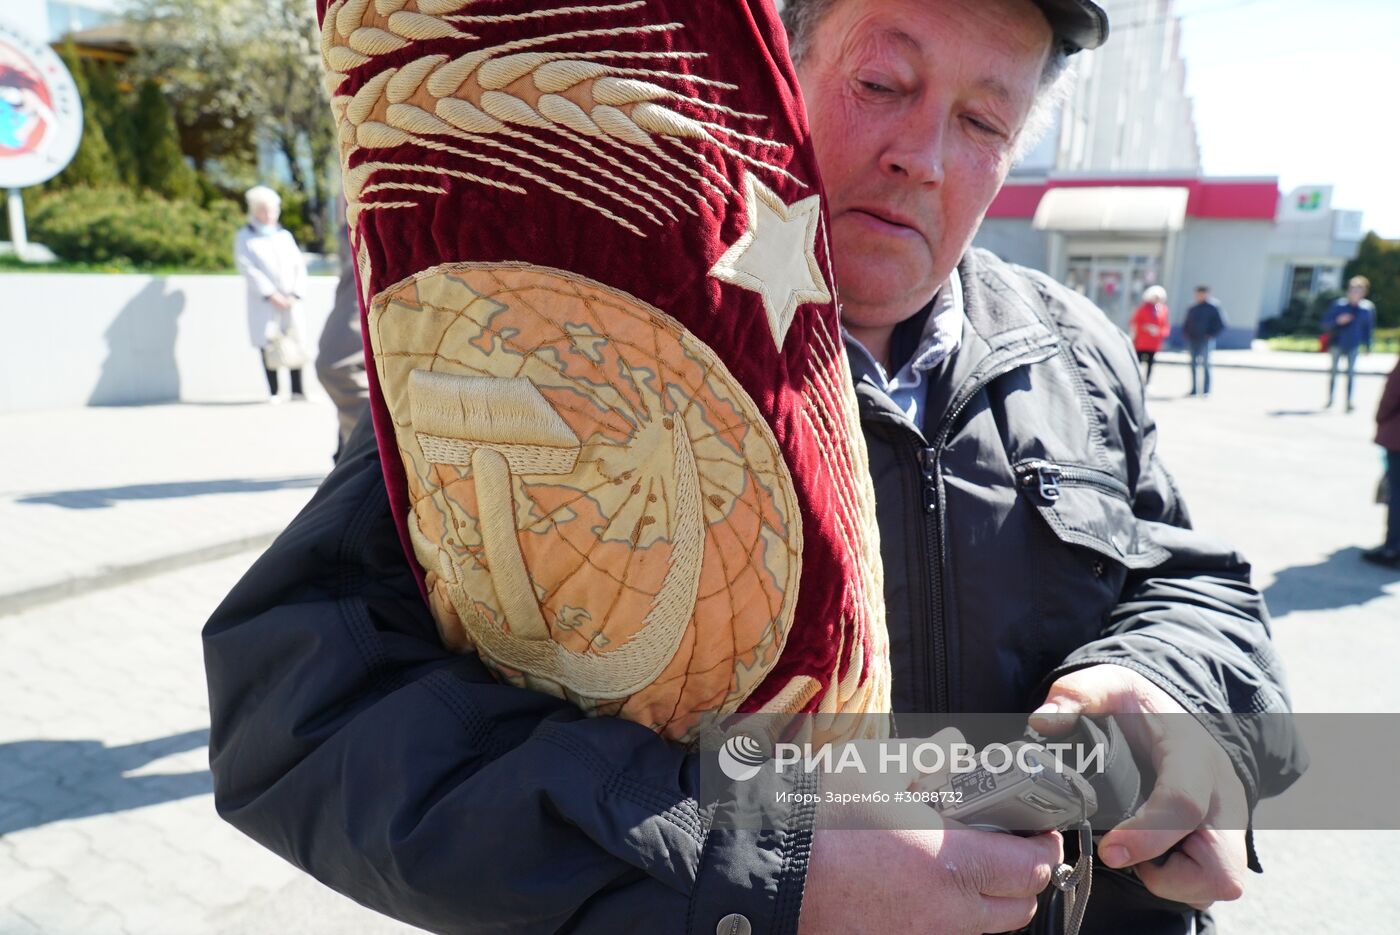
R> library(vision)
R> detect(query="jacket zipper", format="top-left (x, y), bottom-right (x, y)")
top-left (919, 345), bottom-right (1060, 713)
top-left (910, 442), bottom-right (940, 714)
top-left (1013, 459), bottom-right (1131, 502)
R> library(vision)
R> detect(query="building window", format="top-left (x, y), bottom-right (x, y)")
top-left (1286, 265), bottom-right (1316, 305)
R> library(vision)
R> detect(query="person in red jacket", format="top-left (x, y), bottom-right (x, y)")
top-left (1129, 285), bottom-right (1171, 384)
top-left (1363, 357), bottom-right (1400, 568)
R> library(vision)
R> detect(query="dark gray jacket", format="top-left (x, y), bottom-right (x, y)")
top-left (203, 249), bottom-right (1303, 935)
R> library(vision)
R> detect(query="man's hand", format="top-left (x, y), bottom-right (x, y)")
top-left (268, 292), bottom-right (293, 311)
top-left (798, 824), bottom-right (1062, 935)
top-left (1032, 665), bottom-right (1249, 911)
top-left (1336, 311), bottom-right (1355, 326)
top-left (797, 731), bottom-right (1062, 935)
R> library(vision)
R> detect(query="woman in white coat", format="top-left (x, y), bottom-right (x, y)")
top-left (234, 186), bottom-right (308, 401)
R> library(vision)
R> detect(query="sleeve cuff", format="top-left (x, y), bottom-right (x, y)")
top-left (688, 767), bottom-right (818, 935)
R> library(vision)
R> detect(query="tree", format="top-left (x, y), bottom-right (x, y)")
top-left (84, 58), bottom-right (138, 187)
top-left (1345, 232), bottom-right (1400, 329)
top-left (124, 0), bottom-right (336, 249)
top-left (132, 78), bottom-right (199, 200)
top-left (48, 41), bottom-right (119, 189)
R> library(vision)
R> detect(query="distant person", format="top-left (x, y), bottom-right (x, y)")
top-left (1363, 357), bottom-right (1400, 568)
top-left (315, 214), bottom-right (370, 458)
top-left (1322, 276), bottom-right (1376, 413)
top-left (235, 186), bottom-right (308, 403)
top-left (1129, 284), bottom-right (1171, 383)
top-left (1182, 285), bottom-right (1226, 396)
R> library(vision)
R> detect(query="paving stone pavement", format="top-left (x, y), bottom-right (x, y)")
top-left (0, 403), bottom-right (338, 614)
top-left (0, 555), bottom-right (422, 935)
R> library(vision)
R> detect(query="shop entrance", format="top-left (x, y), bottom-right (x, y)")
top-left (1062, 245), bottom-right (1164, 332)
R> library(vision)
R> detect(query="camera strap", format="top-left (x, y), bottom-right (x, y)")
top-left (1051, 815), bottom-right (1094, 935)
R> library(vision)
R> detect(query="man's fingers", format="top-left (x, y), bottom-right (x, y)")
top-left (1101, 743), bottom-right (1214, 867)
top-left (977, 895), bottom-right (1041, 934)
top-left (965, 830), bottom-right (1062, 898)
top-left (1132, 829), bottom-right (1246, 910)
top-left (1099, 776), bottom-right (1209, 866)
top-left (1030, 667), bottom-right (1133, 733)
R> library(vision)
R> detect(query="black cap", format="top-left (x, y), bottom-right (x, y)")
top-left (1033, 0), bottom-right (1109, 53)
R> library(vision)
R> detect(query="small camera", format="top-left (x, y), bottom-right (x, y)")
top-left (920, 716), bottom-right (1142, 835)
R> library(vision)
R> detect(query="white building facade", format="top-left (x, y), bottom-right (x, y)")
top-left (2, 0), bottom-right (118, 43)
top-left (981, 0), bottom-right (1363, 347)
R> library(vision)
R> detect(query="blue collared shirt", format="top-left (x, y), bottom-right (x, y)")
top-left (842, 273), bottom-right (965, 427)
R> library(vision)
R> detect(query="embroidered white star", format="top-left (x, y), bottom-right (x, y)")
top-left (709, 172), bottom-right (831, 351)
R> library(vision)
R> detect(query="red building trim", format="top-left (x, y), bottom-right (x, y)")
top-left (988, 177), bottom-right (1280, 222)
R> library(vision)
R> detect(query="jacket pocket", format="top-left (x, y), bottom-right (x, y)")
top-left (1013, 460), bottom-right (1170, 570)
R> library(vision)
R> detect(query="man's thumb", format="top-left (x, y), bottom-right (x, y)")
top-left (1030, 670), bottom-right (1111, 733)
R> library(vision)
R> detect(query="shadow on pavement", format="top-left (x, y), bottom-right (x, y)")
top-left (1267, 409), bottom-right (1330, 418)
top-left (1264, 547), bottom-right (1400, 615)
top-left (17, 476), bottom-right (324, 509)
top-left (0, 729), bottom-right (211, 835)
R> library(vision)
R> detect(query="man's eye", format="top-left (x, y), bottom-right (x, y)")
top-left (858, 80), bottom-right (894, 94)
top-left (964, 116), bottom-right (1003, 137)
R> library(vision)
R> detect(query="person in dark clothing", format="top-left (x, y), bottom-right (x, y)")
top-left (203, 2), bottom-right (1304, 934)
top-left (1323, 276), bottom-right (1377, 413)
top-left (1363, 358), bottom-right (1400, 567)
top-left (1182, 286), bottom-right (1226, 397)
top-left (315, 214), bottom-right (371, 460)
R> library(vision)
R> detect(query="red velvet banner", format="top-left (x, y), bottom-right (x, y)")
top-left (317, 0), bottom-right (887, 740)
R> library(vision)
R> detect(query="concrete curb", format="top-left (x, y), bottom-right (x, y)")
top-left (1153, 355), bottom-right (1393, 378)
top-left (0, 531), bottom-right (277, 618)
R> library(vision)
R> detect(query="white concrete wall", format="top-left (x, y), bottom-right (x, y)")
top-left (972, 219), bottom-right (1051, 273)
top-left (0, 273), bottom-right (342, 412)
top-left (1168, 220), bottom-right (1272, 349)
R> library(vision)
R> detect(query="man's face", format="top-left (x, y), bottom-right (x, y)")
top-left (795, 0), bottom-right (1053, 328)
top-left (1348, 284), bottom-right (1367, 302)
top-left (1195, 289), bottom-right (1209, 304)
top-left (252, 203), bottom-right (279, 227)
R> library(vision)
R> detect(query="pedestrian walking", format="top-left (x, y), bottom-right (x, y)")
top-left (234, 186), bottom-right (308, 403)
top-left (1363, 357), bottom-right (1400, 568)
top-left (1323, 276), bottom-right (1376, 412)
top-left (1129, 284), bottom-right (1170, 383)
top-left (1183, 285), bottom-right (1226, 396)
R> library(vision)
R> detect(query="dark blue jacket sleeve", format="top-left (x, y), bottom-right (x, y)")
top-left (202, 419), bottom-right (814, 934)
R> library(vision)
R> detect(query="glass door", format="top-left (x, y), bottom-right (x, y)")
top-left (1064, 253), bottom-right (1160, 333)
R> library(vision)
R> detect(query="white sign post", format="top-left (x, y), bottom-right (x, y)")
top-left (0, 20), bottom-right (84, 261)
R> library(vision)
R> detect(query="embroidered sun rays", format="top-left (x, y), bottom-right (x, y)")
top-left (321, 0), bottom-right (804, 240)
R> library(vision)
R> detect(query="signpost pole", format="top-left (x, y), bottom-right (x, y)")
top-left (6, 188), bottom-right (29, 261)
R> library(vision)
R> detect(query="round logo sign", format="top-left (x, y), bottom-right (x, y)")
top-left (0, 22), bottom-right (82, 188)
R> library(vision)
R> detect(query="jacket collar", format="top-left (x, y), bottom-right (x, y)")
top-left (851, 249), bottom-right (1060, 439)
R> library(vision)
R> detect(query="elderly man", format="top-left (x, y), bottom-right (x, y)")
top-left (205, 1), bottom-right (1301, 933)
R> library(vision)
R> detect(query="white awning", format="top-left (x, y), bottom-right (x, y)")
top-left (1033, 186), bottom-right (1189, 233)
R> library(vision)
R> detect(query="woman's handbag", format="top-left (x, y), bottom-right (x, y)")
top-left (262, 328), bottom-right (306, 371)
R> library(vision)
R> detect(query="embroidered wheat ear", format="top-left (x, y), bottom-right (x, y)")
top-left (321, 0), bottom-right (801, 235)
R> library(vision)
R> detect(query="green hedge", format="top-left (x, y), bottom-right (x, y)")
top-left (26, 186), bottom-right (243, 271)
top-left (1266, 328), bottom-right (1400, 354)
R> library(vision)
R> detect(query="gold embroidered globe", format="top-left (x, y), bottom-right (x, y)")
top-left (371, 263), bottom-right (804, 740)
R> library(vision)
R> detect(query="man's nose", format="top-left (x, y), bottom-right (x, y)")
top-left (879, 118), bottom-right (946, 187)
